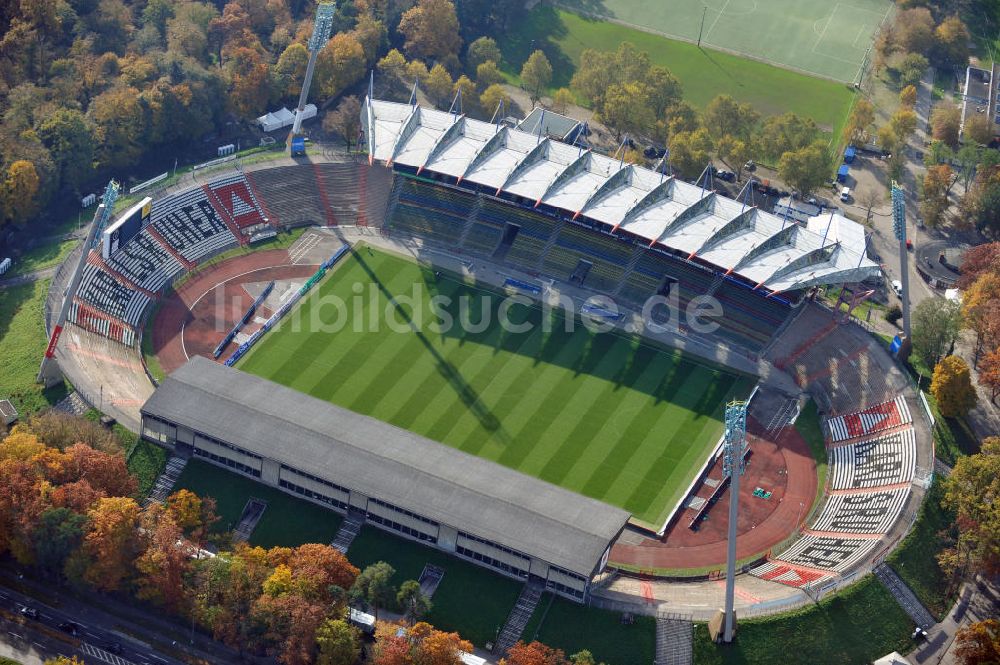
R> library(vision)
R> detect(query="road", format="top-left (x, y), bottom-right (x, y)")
top-left (0, 568), bottom-right (255, 665)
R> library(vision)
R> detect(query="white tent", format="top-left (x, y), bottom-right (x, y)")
top-left (257, 105), bottom-right (316, 132)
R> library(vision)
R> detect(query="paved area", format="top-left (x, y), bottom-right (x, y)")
top-left (909, 576), bottom-right (1000, 665)
top-left (0, 266), bottom-right (58, 290)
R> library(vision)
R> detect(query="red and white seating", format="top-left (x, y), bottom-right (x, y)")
top-left (827, 396), bottom-right (911, 442)
top-left (829, 428), bottom-right (916, 490)
top-left (206, 174), bottom-right (267, 230)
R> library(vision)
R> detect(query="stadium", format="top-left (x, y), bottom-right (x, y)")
top-left (40, 96), bottom-right (935, 654)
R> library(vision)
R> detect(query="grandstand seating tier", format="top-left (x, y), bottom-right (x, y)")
top-left (829, 429), bottom-right (917, 490)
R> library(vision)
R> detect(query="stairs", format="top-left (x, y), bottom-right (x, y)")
top-left (494, 580), bottom-right (544, 655)
top-left (458, 195), bottom-right (484, 247)
top-left (144, 454), bottom-right (189, 507)
top-left (764, 397), bottom-right (799, 436)
top-left (704, 273), bottom-right (725, 299)
top-left (655, 617), bottom-right (693, 665)
top-left (232, 498), bottom-right (267, 542)
top-left (146, 225), bottom-right (195, 270)
top-left (55, 391), bottom-right (90, 417)
top-left (874, 563), bottom-right (935, 629)
top-left (330, 512), bottom-right (365, 553)
top-left (613, 243), bottom-right (644, 297)
top-left (201, 184), bottom-right (246, 244)
top-left (312, 164), bottom-right (339, 226)
top-left (242, 171), bottom-right (273, 226)
top-left (383, 179), bottom-right (403, 230)
top-left (536, 219), bottom-right (566, 269)
top-left (417, 564), bottom-right (446, 598)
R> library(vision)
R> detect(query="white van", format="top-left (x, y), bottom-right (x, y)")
top-left (840, 186), bottom-right (851, 202)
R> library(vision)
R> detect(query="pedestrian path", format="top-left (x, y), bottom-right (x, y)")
top-left (143, 455), bottom-right (188, 506)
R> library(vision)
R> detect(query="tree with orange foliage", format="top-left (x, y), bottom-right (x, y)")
top-left (501, 641), bottom-right (570, 665)
top-left (962, 272), bottom-right (1000, 359)
top-left (252, 591), bottom-right (328, 665)
top-left (64, 444), bottom-right (137, 497)
top-left (0, 429), bottom-right (47, 461)
top-left (372, 634), bottom-right (411, 665)
top-left (954, 618), bottom-right (1000, 664)
top-left (49, 479), bottom-right (102, 513)
top-left (167, 488), bottom-right (203, 530)
top-left (288, 543), bottom-right (359, 604)
top-left (931, 356), bottom-right (978, 418)
top-left (958, 242), bottom-right (1000, 290)
top-left (82, 496), bottom-right (141, 591)
top-left (978, 348), bottom-right (1000, 403)
top-left (135, 504), bottom-right (192, 613)
top-left (408, 621), bottom-right (473, 665)
top-left (190, 543), bottom-right (274, 649)
top-left (227, 46), bottom-right (270, 117)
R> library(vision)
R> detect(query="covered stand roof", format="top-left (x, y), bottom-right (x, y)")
top-left (363, 98), bottom-right (879, 292)
top-left (142, 358), bottom-right (630, 577)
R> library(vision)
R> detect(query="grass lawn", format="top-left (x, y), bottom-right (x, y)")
top-left (126, 438), bottom-right (168, 499)
top-left (887, 479), bottom-right (956, 620)
top-left (240, 248), bottom-right (754, 525)
top-left (500, 6), bottom-right (857, 136)
top-left (347, 526), bottom-right (521, 647)
top-left (692, 575), bottom-right (915, 664)
top-left (0, 280), bottom-right (68, 415)
top-left (795, 399), bottom-right (828, 515)
top-left (522, 594), bottom-right (656, 665)
top-left (141, 301), bottom-right (165, 384)
top-left (8, 237), bottom-right (79, 278)
top-left (172, 459), bottom-right (342, 548)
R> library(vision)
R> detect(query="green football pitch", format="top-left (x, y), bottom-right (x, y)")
top-left (239, 249), bottom-right (754, 526)
top-left (555, 0), bottom-right (892, 82)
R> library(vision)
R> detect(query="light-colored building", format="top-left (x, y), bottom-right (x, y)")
top-left (961, 64), bottom-right (1000, 142)
top-left (140, 357), bottom-right (630, 601)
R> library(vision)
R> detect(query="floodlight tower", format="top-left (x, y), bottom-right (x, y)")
top-left (891, 181), bottom-right (912, 339)
top-left (721, 399), bottom-right (749, 643)
top-left (290, 1), bottom-right (337, 138)
top-left (37, 180), bottom-right (120, 385)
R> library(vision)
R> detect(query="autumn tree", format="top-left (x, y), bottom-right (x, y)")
top-left (350, 561), bottom-right (396, 619)
top-left (409, 621), bottom-right (473, 664)
top-left (314, 33), bottom-right (366, 100)
top-left (759, 112), bottom-right (817, 162)
top-left (323, 96), bottom-right (362, 151)
top-left (398, 0), bottom-right (461, 62)
top-left (424, 63), bottom-right (454, 107)
top-left (135, 505), bottom-right (191, 612)
top-left (521, 50), bottom-right (553, 104)
top-left (24, 410), bottom-right (122, 454)
top-left (36, 109), bottom-right (95, 193)
top-left (82, 496), bottom-right (141, 591)
top-left (397, 579), bottom-right (432, 624)
top-left (954, 618), bottom-right (1000, 665)
top-left (920, 164), bottom-right (954, 227)
top-left (930, 355), bottom-right (977, 418)
top-left (899, 85), bottom-right (917, 109)
top-left (778, 141), bottom-right (829, 196)
top-left (315, 618), bottom-right (361, 665)
top-left (958, 242), bottom-right (1000, 289)
top-left (964, 113), bottom-right (994, 146)
top-left (931, 104), bottom-right (962, 149)
top-left (942, 438), bottom-right (1000, 579)
top-left (977, 348), bottom-right (1000, 403)
top-left (475, 60), bottom-right (504, 92)
top-left (502, 641), bottom-right (570, 665)
top-left (2, 161), bottom-right (41, 225)
top-left (911, 297), bottom-right (962, 368)
top-left (32, 507), bottom-right (87, 580)
top-left (933, 16), bottom-right (970, 70)
top-left (88, 86), bottom-right (147, 169)
top-left (452, 75), bottom-right (478, 114)
top-left (842, 98), bottom-right (875, 145)
top-left (551, 87), bottom-right (574, 114)
top-left (274, 42), bottom-right (309, 98)
top-left (962, 272), bottom-right (1000, 354)
top-left (253, 591), bottom-right (328, 665)
top-left (479, 84), bottom-right (511, 119)
top-left (668, 127), bottom-right (713, 179)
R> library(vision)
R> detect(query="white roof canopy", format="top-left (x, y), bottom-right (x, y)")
top-left (363, 98), bottom-right (880, 292)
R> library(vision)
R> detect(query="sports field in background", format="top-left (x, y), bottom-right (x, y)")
top-left (501, 7), bottom-right (859, 135)
top-left (556, 0), bottom-right (891, 83)
top-left (240, 249), bottom-right (754, 526)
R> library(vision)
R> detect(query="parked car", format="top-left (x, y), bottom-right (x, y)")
top-left (20, 606), bottom-right (39, 620)
top-left (744, 160), bottom-right (756, 171)
top-left (891, 279), bottom-right (903, 297)
top-left (840, 186), bottom-right (851, 202)
top-left (715, 169), bottom-right (735, 182)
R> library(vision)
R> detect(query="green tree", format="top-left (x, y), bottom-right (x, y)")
top-left (930, 355), bottom-right (977, 418)
top-left (964, 114), bottom-right (995, 146)
top-left (466, 36), bottom-right (500, 72)
top-left (920, 164), bottom-right (954, 227)
top-left (842, 98), bottom-right (874, 145)
top-left (475, 60), bottom-right (504, 92)
top-left (668, 127), bottom-right (713, 179)
top-left (32, 507), bottom-right (87, 580)
top-left (551, 87), bottom-right (574, 114)
top-left (931, 104), bottom-right (962, 149)
top-left (452, 75), bottom-right (478, 115)
top-left (315, 618), bottom-right (361, 665)
top-left (599, 81), bottom-right (655, 139)
top-left (349, 561), bottom-right (396, 619)
top-left (273, 42), bottom-right (309, 98)
top-left (778, 141), bottom-right (829, 196)
top-left (377, 48), bottom-right (408, 90)
top-left (911, 297), bottom-right (963, 369)
top-left (896, 52), bottom-right (929, 88)
top-left (520, 49), bottom-right (552, 103)
top-left (703, 94), bottom-right (759, 142)
top-left (315, 33), bottom-right (367, 100)
top-left (88, 86), bottom-right (147, 169)
top-left (933, 16), bottom-right (970, 70)
top-left (759, 112), bottom-right (817, 161)
top-left (424, 62), bottom-right (454, 107)
top-left (397, 579), bottom-right (432, 624)
top-left (941, 438), bottom-right (1000, 579)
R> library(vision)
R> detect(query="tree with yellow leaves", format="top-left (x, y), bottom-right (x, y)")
top-left (931, 355), bottom-right (977, 418)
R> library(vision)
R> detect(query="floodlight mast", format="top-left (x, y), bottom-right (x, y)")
top-left (891, 181), bottom-right (912, 339)
top-left (722, 398), bottom-right (749, 643)
top-left (290, 1), bottom-right (337, 138)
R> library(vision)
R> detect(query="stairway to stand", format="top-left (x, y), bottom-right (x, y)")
top-left (143, 454), bottom-right (188, 507)
top-left (330, 511), bottom-right (365, 553)
top-left (494, 579), bottom-right (545, 655)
